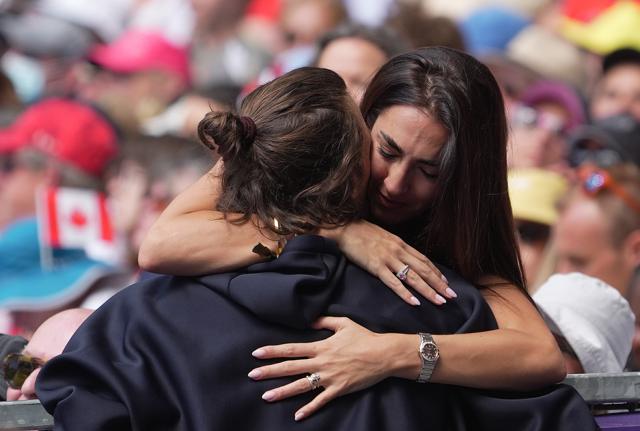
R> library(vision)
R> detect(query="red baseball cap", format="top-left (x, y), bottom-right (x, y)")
top-left (88, 30), bottom-right (191, 85)
top-left (0, 98), bottom-right (118, 177)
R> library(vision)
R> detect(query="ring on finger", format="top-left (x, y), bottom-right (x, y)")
top-left (306, 373), bottom-right (321, 390)
top-left (396, 264), bottom-right (410, 282)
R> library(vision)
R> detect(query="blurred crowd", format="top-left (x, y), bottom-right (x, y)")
top-left (1, 0), bottom-right (640, 377)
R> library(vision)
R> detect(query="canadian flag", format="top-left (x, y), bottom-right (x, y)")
top-left (37, 187), bottom-right (114, 250)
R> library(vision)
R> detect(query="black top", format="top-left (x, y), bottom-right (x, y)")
top-left (37, 235), bottom-right (597, 430)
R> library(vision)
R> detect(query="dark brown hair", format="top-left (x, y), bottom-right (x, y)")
top-left (198, 67), bottom-right (369, 237)
top-left (361, 47), bottom-right (526, 292)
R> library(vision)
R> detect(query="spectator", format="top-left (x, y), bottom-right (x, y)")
top-left (74, 30), bottom-right (190, 134)
top-left (0, 98), bottom-right (118, 230)
top-left (386, 2), bottom-right (466, 51)
top-left (0, 217), bottom-right (120, 337)
top-left (534, 273), bottom-right (635, 373)
top-left (190, 0), bottom-right (271, 90)
top-left (0, 98), bottom-right (120, 336)
top-left (508, 168), bottom-right (568, 289)
top-left (554, 163), bottom-right (640, 298)
top-left (280, 0), bottom-right (346, 48)
top-left (568, 113), bottom-right (640, 169)
top-left (4, 308), bottom-right (92, 400)
top-left (315, 23), bottom-right (407, 104)
top-left (590, 48), bottom-right (640, 122)
top-left (0, 0), bottom-right (129, 101)
top-left (508, 80), bottom-right (586, 172)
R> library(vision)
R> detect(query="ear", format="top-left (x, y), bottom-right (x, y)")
top-left (623, 229), bottom-right (640, 268)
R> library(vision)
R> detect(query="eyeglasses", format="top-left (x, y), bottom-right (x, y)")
top-left (511, 105), bottom-right (568, 136)
top-left (2, 353), bottom-right (44, 390)
top-left (578, 166), bottom-right (640, 214)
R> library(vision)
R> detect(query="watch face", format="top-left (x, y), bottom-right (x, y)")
top-left (421, 341), bottom-right (439, 362)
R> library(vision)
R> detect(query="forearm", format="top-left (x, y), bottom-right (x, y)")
top-left (387, 328), bottom-right (565, 391)
top-left (138, 163), bottom-right (276, 275)
top-left (138, 211), bottom-right (275, 275)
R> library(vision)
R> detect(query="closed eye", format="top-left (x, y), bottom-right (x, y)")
top-left (377, 145), bottom-right (396, 160)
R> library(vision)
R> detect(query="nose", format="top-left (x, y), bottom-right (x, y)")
top-left (384, 163), bottom-right (409, 196)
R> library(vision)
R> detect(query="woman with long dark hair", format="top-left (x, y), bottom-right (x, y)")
top-left (138, 48), bottom-right (565, 419)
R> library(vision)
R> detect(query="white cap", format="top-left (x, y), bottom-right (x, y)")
top-left (533, 273), bottom-right (635, 373)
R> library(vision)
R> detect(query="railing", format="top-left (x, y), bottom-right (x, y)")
top-left (0, 400), bottom-right (53, 430)
top-left (1, 373), bottom-right (640, 430)
top-left (564, 372), bottom-right (640, 412)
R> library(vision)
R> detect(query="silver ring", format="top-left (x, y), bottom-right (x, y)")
top-left (396, 264), bottom-right (410, 282)
top-left (306, 373), bottom-right (321, 390)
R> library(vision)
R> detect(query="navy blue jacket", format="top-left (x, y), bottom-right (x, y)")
top-left (37, 235), bottom-right (597, 430)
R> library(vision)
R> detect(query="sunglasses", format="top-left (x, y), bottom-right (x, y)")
top-left (578, 166), bottom-right (640, 214)
top-left (511, 105), bottom-right (568, 136)
top-left (568, 146), bottom-right (623, 169)
top-left (2, 353), bottom-right (44, 390)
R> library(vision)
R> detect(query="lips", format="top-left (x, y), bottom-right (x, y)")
top-left (375, 191), bottom-right (408, 209)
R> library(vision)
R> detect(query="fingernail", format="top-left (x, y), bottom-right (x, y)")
top-left (248, 369), bottom-right (261, 379)
top-left (252, 348), bottom-right (266, 358)
top-left (295, 411), bottom-right (306, 421)
top-left (435, 294), bottom-right (447, 305)
top-left (445, 287), bottom-right (457, 298)
top-left (262, 390), bottom-right (276, 401)
top-left (410, 296), bottom-right (421, 306)
top-left (441, 274), bottom-right (449, 283)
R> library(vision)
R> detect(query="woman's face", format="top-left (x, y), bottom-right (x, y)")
top-left (367, 105), bottom-right (448, 227)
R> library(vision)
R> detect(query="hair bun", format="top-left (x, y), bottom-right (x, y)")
top-left (239, 116), bottom-right (257, 144)
top-left (197, 111), bottom-right (257, 161)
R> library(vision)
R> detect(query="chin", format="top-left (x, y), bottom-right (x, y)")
top-left (371, 205), bottom-right (411, 227)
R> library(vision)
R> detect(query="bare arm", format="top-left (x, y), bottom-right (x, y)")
top-left (248, 280), bottom-right (565, 420)
top-left (138, 161), bottom-right (277, 275)
top-left (139, 163), bottom-right (450, 302)
top-left (393, 281), bottom-right (565, 388)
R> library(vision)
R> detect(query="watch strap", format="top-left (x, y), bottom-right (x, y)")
top-left (417, 332), bottom-right (439, 383)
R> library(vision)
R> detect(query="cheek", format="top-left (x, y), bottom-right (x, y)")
top-left (411, 177), bottom-right (437, 207)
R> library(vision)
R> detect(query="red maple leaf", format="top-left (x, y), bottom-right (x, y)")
top-left (70, 209), bottom-right (87, 227)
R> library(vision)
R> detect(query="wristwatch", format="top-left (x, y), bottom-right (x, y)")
top-left (417, 332), bottom-right (439, 383)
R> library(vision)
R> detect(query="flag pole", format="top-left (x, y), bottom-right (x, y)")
top-left (36, 186), bottom-right (54, 271)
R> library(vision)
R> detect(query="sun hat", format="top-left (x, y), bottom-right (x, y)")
top-left (506, 25), bottom-right (588, 90)
top-left (508, 169), bottom-right (569, 226)
top-left (0, 218), bottom-right (115, 311)
top-left (533, 273), bottom-right (635, 373)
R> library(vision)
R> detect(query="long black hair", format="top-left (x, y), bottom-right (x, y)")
top-left (361, 47), bottom-right (526, 292)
